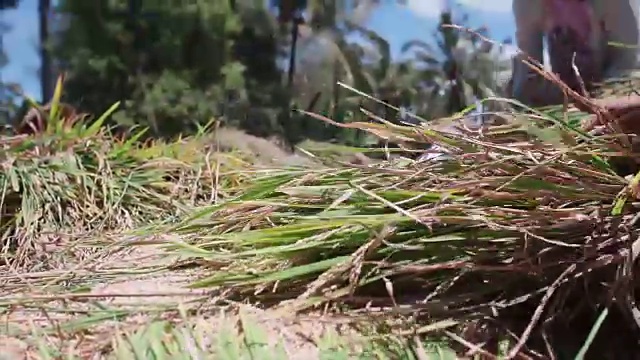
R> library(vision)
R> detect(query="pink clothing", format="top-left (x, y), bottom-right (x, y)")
top-left (511, 0), bottom-right (640, 105)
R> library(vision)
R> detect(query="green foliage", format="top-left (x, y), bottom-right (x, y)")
top-left (53, 0), bottom-right (281, 138)
top-left (0, 82), bottom-right (253, 265)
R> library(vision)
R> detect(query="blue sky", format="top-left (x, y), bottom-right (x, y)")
top-left (1, 0), bottom-right (514, 102)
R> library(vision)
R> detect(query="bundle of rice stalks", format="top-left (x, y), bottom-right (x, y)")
top-left (0, 80), bottom-right (262, 267)
top-left (156, 89), bottom-right (640, 357)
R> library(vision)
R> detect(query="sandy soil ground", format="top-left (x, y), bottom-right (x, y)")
top-left (0, 241), bottom-right (361, 359)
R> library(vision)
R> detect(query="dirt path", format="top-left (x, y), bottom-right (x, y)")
top-left (0, 240), bottom-right (361, 359)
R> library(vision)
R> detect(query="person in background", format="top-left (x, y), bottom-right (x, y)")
top-left (509, 0), bottom-right (640, 106)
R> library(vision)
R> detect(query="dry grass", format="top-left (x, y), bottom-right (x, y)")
top-left (6, 73), bottom-right (640, 359)
top-left (0, 84), bottom-right (404, 359)
top-left (0, 236), bottom-right (378, 359)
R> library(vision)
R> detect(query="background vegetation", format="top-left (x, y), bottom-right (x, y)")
top-left (2, 0), bottom-right (509, 144)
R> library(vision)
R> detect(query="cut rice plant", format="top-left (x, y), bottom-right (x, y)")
top-left (6, 67), bottom-right (640, 359)
top-left (154, 88), bottom-right (640, 358)
top-left (0, 81), bottom-right (265, 268)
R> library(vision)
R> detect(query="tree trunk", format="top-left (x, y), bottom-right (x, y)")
top-left (39, 0), bottom-right (51, 102)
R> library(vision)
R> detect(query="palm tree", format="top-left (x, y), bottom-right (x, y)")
top-left (289, 0), bottom-right (382, 105)
top-left (274, 1), bottom-right (512, 144)
top-left (293, 2), bottom-right (511, 118)
top-left (270, 0), bottom-right (389, 145)
top-left (400, 8), bottom-right (511, 119)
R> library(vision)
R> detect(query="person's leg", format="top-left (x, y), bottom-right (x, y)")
top-left (511, 0), bottom-right (545, 103)
top-left (601, 0), bottom-right (640, 78)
